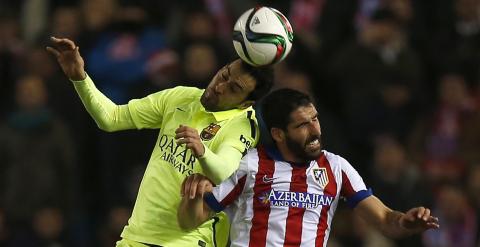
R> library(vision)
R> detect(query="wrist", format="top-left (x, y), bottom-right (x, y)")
top-left (70, 71), bottom-right (87, 81)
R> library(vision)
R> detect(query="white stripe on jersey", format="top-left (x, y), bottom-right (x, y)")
top-left (265, 161), bottom-right (293, 247)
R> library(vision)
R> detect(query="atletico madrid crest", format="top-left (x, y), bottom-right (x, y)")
top-left (200, 123), bottom-right (221, 141)
top-left (313, 168), bottom-right (329, 189)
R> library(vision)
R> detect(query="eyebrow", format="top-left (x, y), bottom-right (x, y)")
top-left (293, 113), bottom-right (318, 128)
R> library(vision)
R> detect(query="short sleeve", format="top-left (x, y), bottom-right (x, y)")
top-left (338, 156), bottom-right (372, 208)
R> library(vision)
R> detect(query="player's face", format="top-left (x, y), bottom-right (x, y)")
top-left (284, 104), bottom-right (322, 162)
top-left (201, 59), bottom-right (257, 112)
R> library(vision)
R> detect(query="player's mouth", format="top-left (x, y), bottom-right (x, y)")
top-left (305, 138), bottom-right (320, 150)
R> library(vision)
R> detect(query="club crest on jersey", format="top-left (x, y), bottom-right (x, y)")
top-left (313, 168), bottom-right (329, 189)
top-left (200, 123), bottom-right (221, 141)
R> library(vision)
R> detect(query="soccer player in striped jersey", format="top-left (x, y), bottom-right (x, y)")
top-left (47, 37), bottom-right (274, 247)
top-left (178, 88), bottom-right (440, 247)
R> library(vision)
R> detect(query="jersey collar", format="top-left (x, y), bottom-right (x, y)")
top-left (209, 106), bottom-right (254, 122)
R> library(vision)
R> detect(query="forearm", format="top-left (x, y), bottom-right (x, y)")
top-left (198, 146), bottom-right (242, 184)
top-left (380, 210), bottom-right (413, 238)
top-left (178, 196), bottom-right (210, 231)
top-left (72, 75), bottom-right (136, 131)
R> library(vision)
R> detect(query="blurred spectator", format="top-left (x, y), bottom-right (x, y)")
top-left (81, 0), bottom-right (117, 35)
top-left (98, 206), bottom-right (130, 247)
top-left (21, 0), bottom-right (49, 44)
top-left (50, 6), bottom-right (83, 42)
top-left (409, 73), bottom-right (476, 184)
top-left (0, 209), bottom-right (9, 246)
top-left (430, 0), bottom-right (480, 87)
top-left (181, 42), bottom-right (219, 88)
top-left (466, 165), bottom-right (480, 245)
top-left (329, 8), bottom-right (422, 165)
top-left (423, 184), bottom-right (477, 247)
top-left (9, 207), bottom-right (68, 247)
top-left (0, 11), bottom-right (25, 116)
top-left (86, 2), bottom-right (167, 103)
top-left (0, 75), bottom-right (77, 237)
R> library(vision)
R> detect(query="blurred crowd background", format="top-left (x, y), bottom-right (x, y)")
top-left (0, 0), bottom-right (479, 246)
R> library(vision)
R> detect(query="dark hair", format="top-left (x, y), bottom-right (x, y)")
top-left (240, 60), bottom-right (274, 101)
top-left (261, 88), bottom-right (313, 131)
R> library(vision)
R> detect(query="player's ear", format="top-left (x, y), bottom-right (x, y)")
top-left (270, 127), bottom-right (284, 143)
top-left (238, 100), bottom-right (254, 109)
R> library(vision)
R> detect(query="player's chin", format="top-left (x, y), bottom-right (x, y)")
top-left (305, 149), bottom-right (322, 160)
top-left (201, 93), bottom-right (218, 111)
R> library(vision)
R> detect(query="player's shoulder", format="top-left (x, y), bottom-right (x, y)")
top-left (230, 107), bottom-right (257, 122)
top-left (321, 150), bottom-right (351, 168)
top-left (223, 107), bottom-right (258, 135)
top-left (150, 86), bottom-right (202, 103)
top-left (166, 86), bottom-right (202, 98)
top-left (239, 148), bottom-right (260, 171)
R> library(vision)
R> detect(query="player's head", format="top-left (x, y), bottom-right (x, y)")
top-left (201, 59), bottom-right (273, 112)
top-left (261, 88), bottom-right (322, 163)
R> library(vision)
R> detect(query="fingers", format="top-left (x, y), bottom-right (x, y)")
top-left (50, 36), bottom-right (76, 50)
top-left (421, 208), bottom-right (430, 221)
top-left (427, 216), bottom-right (439, 224)
top-left (181, 174), bottom-right (210, 199)
top-left (175, 125), bottom-right (205, 157)
top-left (416, 207), bottom-right (426, 219)
top-left (426, 219), bottom-right (440, 229)
top-left (182, 175), bottom-right (194, 198)
top-left (46, 46), bottom-right (60, 58)
top-left (180, 175), bottom-right (187, 197)
top-left (175, 125), bottom-right (198, 138)
top-left (188, 178), bottom-right (198, 199)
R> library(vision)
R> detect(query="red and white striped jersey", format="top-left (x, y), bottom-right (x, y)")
top-left (204, 146), bottom-right (372, 247)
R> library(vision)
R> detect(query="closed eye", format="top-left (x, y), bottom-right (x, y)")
top-left (222, 71), bottom-right (228, 81)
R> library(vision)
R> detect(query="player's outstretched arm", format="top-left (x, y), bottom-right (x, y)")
top-left (47, 36), bottom-right (136, 131)
top-left (354, 196), bottom-right (440, 238)
top-left (178, 174), bottom-right (214, 231)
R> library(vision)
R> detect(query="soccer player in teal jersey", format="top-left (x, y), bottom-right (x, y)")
top-left (47, 37), bottom-right (274, 247)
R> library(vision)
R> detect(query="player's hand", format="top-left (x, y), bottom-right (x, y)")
top-left (399, 207), bottom-right (440, 233)
top-left (46, 36), bottom-right (86, 81)
top-left (175, 125), bottom-right (205, 157)
top-left (181, 173), bottom-right (213, 199)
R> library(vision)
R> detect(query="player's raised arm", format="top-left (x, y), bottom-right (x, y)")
top-left (47, 36), bottom-right (136, 132)
top-left (354, 195), bottom-right (440, 238)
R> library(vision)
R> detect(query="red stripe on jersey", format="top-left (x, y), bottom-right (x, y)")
top-left (249, 147), bottom-right (275, 247)
top-left (315, 153), bottom-right (338, 247)
top-left (283, 165), bottom-right (308, 247)
top-left (220, 175), bottom-right (247, 207)
top-left (340, 171), bottom-right (355, 197)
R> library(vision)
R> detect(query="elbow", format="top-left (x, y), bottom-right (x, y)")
top-left (96, 121), bottom-right (116, 132)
